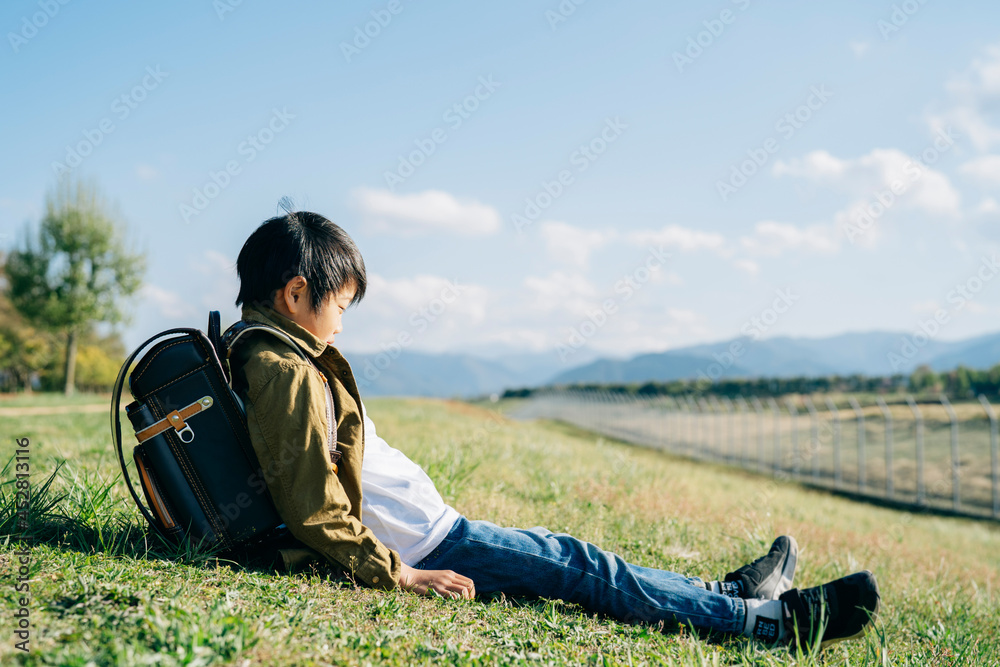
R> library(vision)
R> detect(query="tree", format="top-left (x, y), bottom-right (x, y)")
top-left (5, 179), bottom-right (145, 395)
top-left (0, 255), bottom-right (59, 392)
top-left (909, 364), bottom-right (940, 394)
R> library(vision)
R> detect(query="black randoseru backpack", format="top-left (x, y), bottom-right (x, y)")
top-left (110, 311), bottom-right (333, 557)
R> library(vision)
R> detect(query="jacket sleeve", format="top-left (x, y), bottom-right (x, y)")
top-left (244, 360), bottom-right (402, 589)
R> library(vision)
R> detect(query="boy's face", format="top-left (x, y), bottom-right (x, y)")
top-left (274, 277), bottom-right (356, 346)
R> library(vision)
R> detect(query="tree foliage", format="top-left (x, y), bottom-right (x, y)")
top-left (4, 179), bottom-right (145, 394)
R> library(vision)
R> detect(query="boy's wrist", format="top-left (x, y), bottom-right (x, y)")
top-left (355, 545), bottom-right (402, 590)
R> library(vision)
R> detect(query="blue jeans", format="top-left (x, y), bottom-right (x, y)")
top-left (414, 516), bottom-right (744, 634)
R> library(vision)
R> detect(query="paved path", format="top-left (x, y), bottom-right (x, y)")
top-left (0, 404), bottom-right (119, 417)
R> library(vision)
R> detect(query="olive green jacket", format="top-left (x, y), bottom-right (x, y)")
top-left (230, 303), bottom-right (401, 589)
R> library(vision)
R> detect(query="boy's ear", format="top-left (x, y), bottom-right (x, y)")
top-left (277, 276), bottom-right (309, 315)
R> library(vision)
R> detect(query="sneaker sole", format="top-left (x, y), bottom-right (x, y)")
top-left (816, 573), bottom-right (882, 650)
top-left (757, 535), bottom-right (798, 599)
top-left (818, 595), bottom-right (880, 650)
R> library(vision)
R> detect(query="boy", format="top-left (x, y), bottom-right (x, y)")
top-left (230, 210), bottom-right (880, 648)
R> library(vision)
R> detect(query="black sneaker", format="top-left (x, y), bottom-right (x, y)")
top-left (779, 570), bottom-right (881, 650)
top-left (724, 535), bottom-right (798, 600)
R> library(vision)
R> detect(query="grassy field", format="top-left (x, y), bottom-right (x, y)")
top-left (525, 395), bottom-right (1000, 518)
top-left (1, 396), bottom-right (999, 666)
top-left (0, 392), bottom-right (112, 409)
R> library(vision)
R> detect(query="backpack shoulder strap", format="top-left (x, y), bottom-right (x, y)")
top-left (223, 320), bottom-right (339, 463)
top-left (221, 321), bottom-right (312, 363)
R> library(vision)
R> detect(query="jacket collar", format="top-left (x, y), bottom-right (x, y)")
top-left (240, 303), bottom-right (328, 358)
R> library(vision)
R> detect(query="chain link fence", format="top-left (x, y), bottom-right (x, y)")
top-left (510, 390), bottom-right (1000, 521)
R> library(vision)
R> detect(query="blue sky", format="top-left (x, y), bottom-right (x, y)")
top-left (3, 1), bottom-right (1000, 374)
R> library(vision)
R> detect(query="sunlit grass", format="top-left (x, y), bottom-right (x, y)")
top-left (0, 396), bottom-right (997, 665)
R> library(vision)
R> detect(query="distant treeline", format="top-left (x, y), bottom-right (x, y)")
top-left (503, 363), bottom-right (1000, 401)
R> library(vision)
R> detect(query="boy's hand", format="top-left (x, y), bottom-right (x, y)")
top-left (398, 563), bottom-right (476, 600)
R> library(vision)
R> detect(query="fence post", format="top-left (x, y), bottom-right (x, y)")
top-left (940, 394), bottom-right (960, 512)
top-left (686, 395), bottom-right (698, 456)
top-left (676, 396), bottom-right (685, 453)
top-left (752, 397), bottom-right (765, 474)
top-left (737, 396), bottom-right (750, 468)
top-left (699, 397), bottom-right (712, 460)
top-left (768, 397), bottom-right (781, 475)
top-left (662, 396), bottom-right (673, 451)
top-left (825, 397), bottom-right (842, 489)
top-left (849, 396), bottom-right (866, 493)
top-left (604, 391), bottom-right (618, 438)
top-left (876, 396), bottom-right (894, 500)
top-left (905, 395), bottom-right (925, 506)
top-left (722, 397), bottom-right (735, 463)
top-left (804, 396), bottom-right (819, 480)
top-left (978, 394), bottom-right (999, 519)
top-left (667, 395), bottom-right (677, 452)
top-left (709, 396), bottom-right (723, 461)
top-left (786, 397), bottom-right (800, 478)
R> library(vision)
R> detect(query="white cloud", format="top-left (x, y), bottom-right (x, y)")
top-left (661, 271), bottom-right (684, 286)
top-left (539, 221), bottom-right (616, 269)
top-left (977, 197), bottom-right (1000, 214)
top-left (142, 284), bottom-right (196, 320)
top-left (339, 272), bottom-right (491, 353)
top-left (849, 41), bottom-right (869, 58)
top-left (365, 273), bottom-right (489, 324)
top-left (352, 187), bottom-right (501, 236)
top-left (945, 45), bottom-right (1000, 97)
top-left (667, 308), bottom-right (700, 325)
top-left (772, 149), bottom-right (847, 182)
top-left (910, 300), bottom-right (940, 315)
top-left (928, 44), bottom-right (1000, 152)
top-left (732, 258), bottom-right (760, 276)
top-left (523, 271), bottom-right (599, 317)
top-left (775, 148), bottom-right (961, 218)
top-left (135, 164), bottom-right (158, 181)
top-left (626, 224), bottom-right (727, 254)
top-left (192, 250), bottom-right (239, 313)
top-left (740, 221), bottom-right (839, 257)
top-left (960, 155), bottom-right (1000, 186)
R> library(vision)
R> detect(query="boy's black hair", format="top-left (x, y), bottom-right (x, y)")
top-left (235, 210), bottom-right (367, 312)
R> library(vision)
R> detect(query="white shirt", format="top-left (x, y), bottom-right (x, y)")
top-left (358, 401), bottom-right (460, 566)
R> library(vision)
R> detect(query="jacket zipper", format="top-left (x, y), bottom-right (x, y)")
top-left (314, 366), bottom-right (341, 472)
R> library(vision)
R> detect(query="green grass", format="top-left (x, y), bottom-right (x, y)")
top-left (1, 396), bottom-right (998, 665)
top-left (0, 392), bottom-right (111, 409)
top-left (539, 395), bottom-right (1000, 517)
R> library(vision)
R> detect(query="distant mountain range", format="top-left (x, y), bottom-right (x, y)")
top-left (340, 349), bottom-right (583, 399)
top-left (342, 331), bottom-right (1000, 398)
